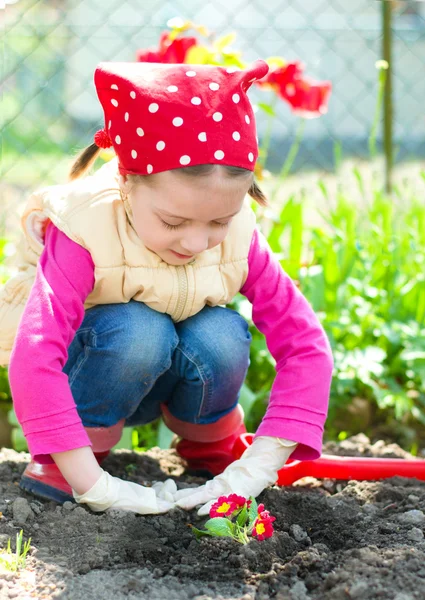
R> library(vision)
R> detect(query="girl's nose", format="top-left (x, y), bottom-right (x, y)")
top-left (180, 234), bottom-right (209, 255)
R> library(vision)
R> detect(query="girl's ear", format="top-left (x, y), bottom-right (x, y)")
top-left (118, 174), bottom-right (132, 195)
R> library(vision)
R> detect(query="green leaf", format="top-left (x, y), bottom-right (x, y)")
top-left (214, 32), bottom-right (236, 52)
top-left (185, 45), bottom-right (215, 65)
top-left (190, 526), bottom-right (213, 540)
top-left (236, 505), bottom-right (248, 527)
top-left (248, 496), bottom-right (258, 528)
top-left (265, 56), bottom-right (286, 68)
top-left (204, 517), bottom-right (235, 537)
top-left (257, 102), bottom-right (276, 117)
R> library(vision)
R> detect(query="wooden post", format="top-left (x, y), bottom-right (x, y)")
top-left (382, 0), bottom-right (393, 194)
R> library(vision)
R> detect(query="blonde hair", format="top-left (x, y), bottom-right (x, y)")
top-left (69, 143), bottom-right (268, 206)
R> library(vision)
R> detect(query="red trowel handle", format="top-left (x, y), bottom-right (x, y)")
top-left (233, 433), bottom-right (425, 486)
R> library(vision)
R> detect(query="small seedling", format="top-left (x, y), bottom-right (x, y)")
top-left (0, 530), bottom-right (32, 572)
top-left (190, 495), bottom-right (276, 545)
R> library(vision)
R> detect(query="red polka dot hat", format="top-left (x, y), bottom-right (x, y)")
top-left (93, 60), bottom-right (269, 176)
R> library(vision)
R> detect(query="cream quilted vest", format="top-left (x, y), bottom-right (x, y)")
top-left (0, 158), bottom-right (256, 366)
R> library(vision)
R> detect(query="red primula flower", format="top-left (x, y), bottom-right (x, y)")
top-left (251, 503), bottom-right (276, 540)
top-left (136, 31), bottom-right (198, 64)
top-left (227, 494), bottom-right (249, 509)
top-left (257, 504), bottom-right (275, 520)
top-left (209, 494), bottom-right (251, 518)
top-left (252, 515), bottom-right (276, 540)
top-left (209, 496), bottom-right (238, 518)
top-left (257, 62), bottom-right (331, 118)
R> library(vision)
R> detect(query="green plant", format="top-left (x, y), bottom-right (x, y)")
top-left (0, 530), bottom-right (31, 572)
top-left (191, 494), bottom-right (275, 544)
top-left (237, 168), bottom-right (425, 450)
top-left (7, 408), bottom-right (28, 452)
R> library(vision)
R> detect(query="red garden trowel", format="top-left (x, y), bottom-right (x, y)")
top-left (233, 433), bottom-right (425, 485)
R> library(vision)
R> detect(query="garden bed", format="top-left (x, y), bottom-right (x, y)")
top-left (0, 435), bottom-right (424, 600)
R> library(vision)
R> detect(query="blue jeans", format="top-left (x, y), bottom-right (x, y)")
top-left (63, 301), bottom-right (251, 429)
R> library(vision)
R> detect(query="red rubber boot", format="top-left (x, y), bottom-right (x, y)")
top-left (175, 423), bottom-right (247, 477)
top-left (161, 403), bottom-right (246, 477)
top-left (20, 420), bottom-right (124, 503)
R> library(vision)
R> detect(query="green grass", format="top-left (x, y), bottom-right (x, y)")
top-left (0, 530), bottom-right (31, 573)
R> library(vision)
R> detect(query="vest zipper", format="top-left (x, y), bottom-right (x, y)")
top-left (175, 265), bottom-right (189, 321)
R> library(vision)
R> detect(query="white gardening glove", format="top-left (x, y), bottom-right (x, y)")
top-left (72, 468), bottom-right (176, 514)
top-left (175, 436), bottom-right (297, 515)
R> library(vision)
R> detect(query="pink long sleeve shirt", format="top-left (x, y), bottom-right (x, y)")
top-left (9, 222), bottom-right (333, 463)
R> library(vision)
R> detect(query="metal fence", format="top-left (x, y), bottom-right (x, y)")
top-left (1, 0), bottom-right (425, 194)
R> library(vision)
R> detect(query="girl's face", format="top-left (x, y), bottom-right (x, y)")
top-left (119, 169), bottom-right (252, 265)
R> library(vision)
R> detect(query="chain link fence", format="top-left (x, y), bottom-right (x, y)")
top-left (1, 0), bottom-right (425, 203)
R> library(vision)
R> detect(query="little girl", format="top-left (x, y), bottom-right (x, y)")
top-left (2, 59), bottom-right (333, 515)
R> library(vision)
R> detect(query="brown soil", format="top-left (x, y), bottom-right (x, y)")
top-left (0, 435), bottom-right (424, 600)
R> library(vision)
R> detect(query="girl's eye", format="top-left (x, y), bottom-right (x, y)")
top-left (160, 219), bottom-right (230, 230)
top-left (214, 221), bottom-right (230, 228)
top-left (161, 220), bottom-right (182, 231)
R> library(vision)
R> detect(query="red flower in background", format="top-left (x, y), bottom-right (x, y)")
top-left (136, 31), bottom-right (198, 64)
top-left (284, 77), bottom-right (331, 118)
top-left (257, 62), bottom-right (331, 118)
top-left (257, 61), bottom-right (304, 89)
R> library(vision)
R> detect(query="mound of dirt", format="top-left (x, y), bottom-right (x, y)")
top-left (0, 436), bottom-right (424, 600)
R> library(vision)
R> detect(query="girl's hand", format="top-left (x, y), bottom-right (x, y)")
top-left (73, 468), bottom-right (176, 514)
top-left (174, 436), bottom-right (297, 515)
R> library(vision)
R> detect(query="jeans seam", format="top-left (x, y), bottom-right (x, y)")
top-left (136, 331), bottom-right (179, 400)
top-left (174, 345), bottom-right (212, 422)
top-left (67, 330), bottom-right (97, 387)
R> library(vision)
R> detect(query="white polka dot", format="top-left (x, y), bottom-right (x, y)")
top-left (232, 131), bottom-right (241, 141)
top-left (167, 85), bottom-right (178, 92)
top-left (186, 70), bottom-right (196, 77)
top-left (137, 127), bottom-right (144, 137)
top-left (213, 112), bottom-right (223, 122)
top-left (130, 91), bottom-right (136, 99)
top-left (131, 150), bottom-right (137, 159)
top-left (115, 135), bottom-right (121, 144)
top-left (149, 103), bottom-right (159, 113)
top-left (180, 155), bottom-right (191, 165)
top-left (245, 115), bottom-right (251, 124)
top-left (191, 97), bottom-right (201, 105)
top-left (172, 117), bottom-right (183, 127)
top-left (111, 84), bottom-right (118, 90)
top-left (147, 164), bottom-right (153, 174)
top-left (156, 141), bottom-right (166, 151)
top-left (226, 66), bottom-right (239, 73)
top-left (111, 99), bottom-right (118, 107)
top-left (248, 152), bottom-right (254, 162)
top-left (209, 82), bottom-right (220, 91)
top-left (214, 150), bottom-right (224, 160)
top-left (198, 132), bottom-right (207, 142)
top-left (232, 93), bottom-right (240, 104)
top-left (124, 112), bottom-right (129, 122)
